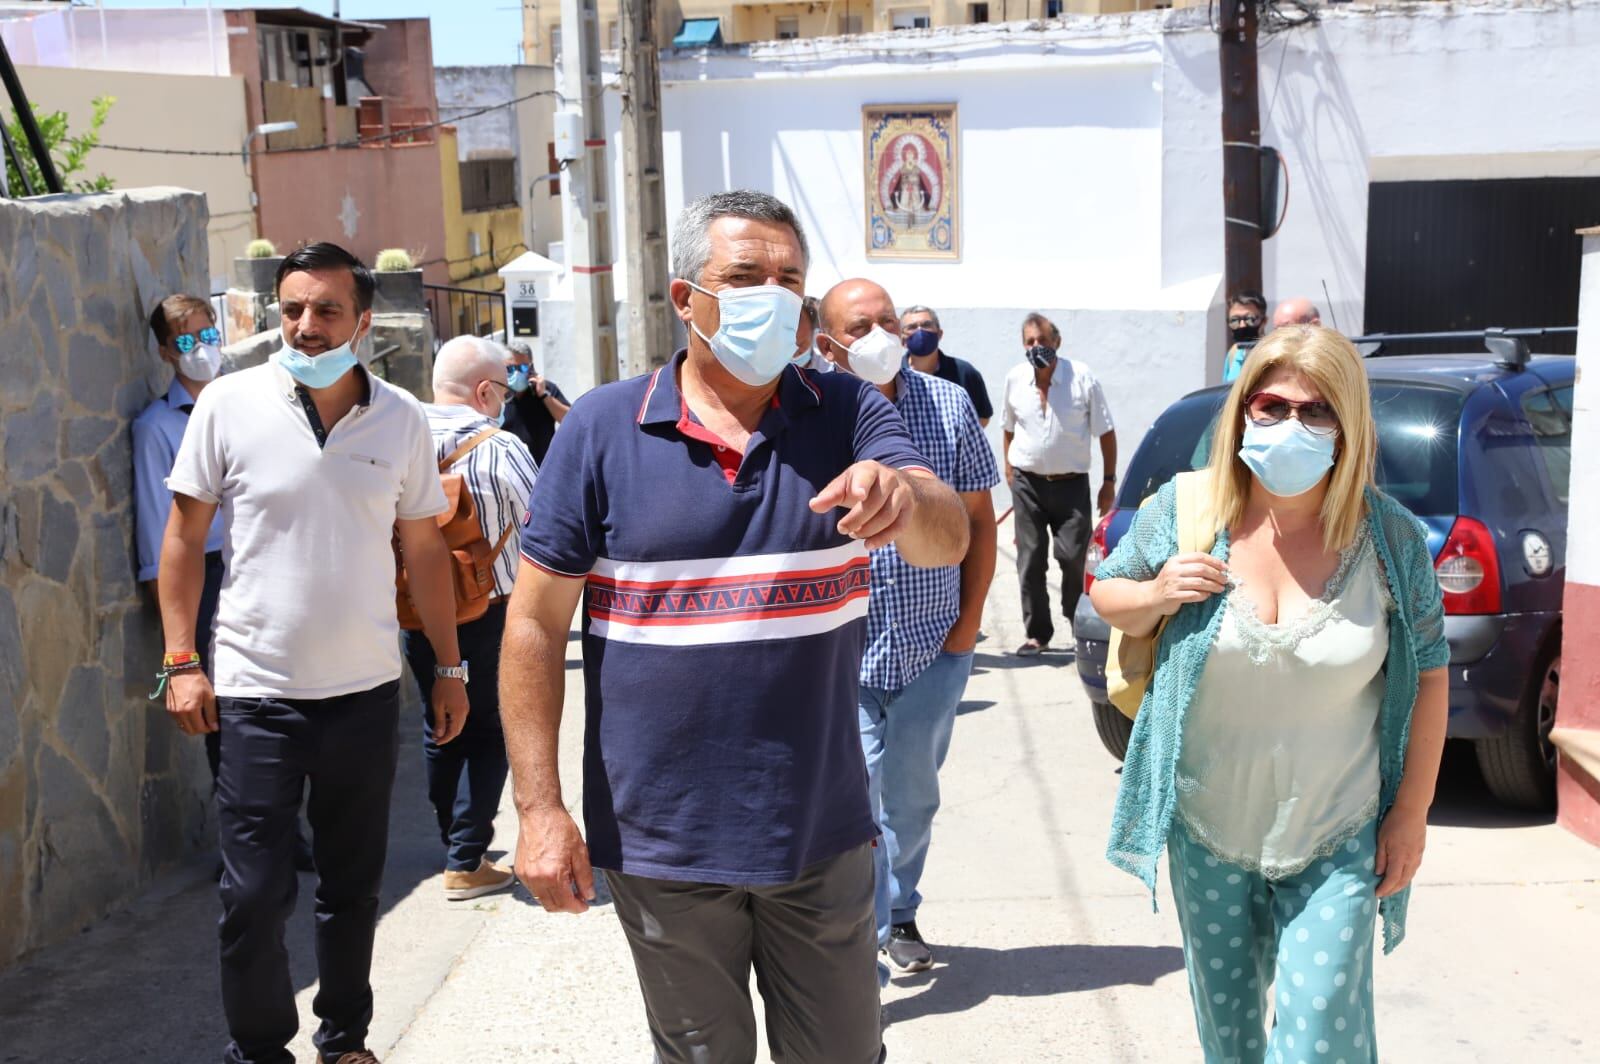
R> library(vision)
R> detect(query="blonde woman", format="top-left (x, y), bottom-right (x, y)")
top-left (1090, 326), bottom-right (1449, 1063)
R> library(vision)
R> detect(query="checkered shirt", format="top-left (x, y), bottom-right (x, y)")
top-left (860, 369), bottom-right (1000, 691)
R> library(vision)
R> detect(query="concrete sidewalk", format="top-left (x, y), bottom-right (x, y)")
top-left (1, 553), bottom-right (1596, 1062)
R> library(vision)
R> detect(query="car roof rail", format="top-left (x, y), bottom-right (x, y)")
top-left (1348, 326), bottom-right (1577, 370)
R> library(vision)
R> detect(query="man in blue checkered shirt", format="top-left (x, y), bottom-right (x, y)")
top-left (817, 278), bottom-right (1000, 979)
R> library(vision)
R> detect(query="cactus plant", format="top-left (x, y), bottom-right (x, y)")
top-left (246, 238), bottom-right (277, 258)
top-left (374, 248), bottom-right (415, 272)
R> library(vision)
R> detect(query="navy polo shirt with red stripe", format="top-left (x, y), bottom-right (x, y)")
top-left (519, 352), bottom-right (929, 885)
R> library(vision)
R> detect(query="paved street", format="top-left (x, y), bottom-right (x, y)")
top-left (1, 538), bottom-right (1597, 1063)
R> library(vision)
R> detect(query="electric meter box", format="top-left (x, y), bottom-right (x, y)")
top-left (553, 110), bottom-right (585, 163)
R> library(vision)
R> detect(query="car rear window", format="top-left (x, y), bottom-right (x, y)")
top-left (1117, 395), bottom-right (1225, 509)
top-left (1370, 384), bottom-right (1463, 515)
top-left (1117, 384), bottom-right (1464, 516)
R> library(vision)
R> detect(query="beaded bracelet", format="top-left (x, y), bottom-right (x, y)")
top-left (148, 659), bottom-right (204, 701)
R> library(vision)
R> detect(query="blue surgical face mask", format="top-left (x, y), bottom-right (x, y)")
top-left (507, 365), bottom-right (531, 393)
top-left (905, 327), bottom-right (940, 358)
top-left (1239, 418), bottom-right (1337, 497)
top-left (492, 400), bottom-right (507, 428)
top-left (687, 280), bottom-right (804, 387)
top-left (274, 328), bottom-right (363, 390)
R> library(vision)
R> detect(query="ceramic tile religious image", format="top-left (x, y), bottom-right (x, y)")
top-left (863, 104), bottom-right (959, 261)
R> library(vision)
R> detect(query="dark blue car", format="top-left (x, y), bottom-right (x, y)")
top-left (1072, 337), bottom-right (1573, 810)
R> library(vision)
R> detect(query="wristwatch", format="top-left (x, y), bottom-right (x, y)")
top-left (434, 661), bottom-right (470, 685)
top-left (1103, 473), bottom-right (1117, 483)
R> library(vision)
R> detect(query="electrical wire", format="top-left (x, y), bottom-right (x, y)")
top-left (92, 88), bottom-right (566, 159)
top-left (1258, 0), bottom-right (1317, 38)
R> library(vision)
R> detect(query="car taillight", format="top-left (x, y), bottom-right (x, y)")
top-left (1084, 510), bottom-right (1116, 594)
top-left (1435, 516), bottom-right (1502, 615)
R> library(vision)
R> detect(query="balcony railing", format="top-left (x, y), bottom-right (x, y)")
top-left (425, 284), bottom-right (505, 345)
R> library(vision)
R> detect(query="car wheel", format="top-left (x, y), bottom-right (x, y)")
top-left (1092, 700), bottom-right (1133, 761)
top-left (1474, 650), bottom-right (1558, 812)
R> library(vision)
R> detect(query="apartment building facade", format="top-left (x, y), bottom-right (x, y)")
top-left (519, 0), bottom-right (1201, 63)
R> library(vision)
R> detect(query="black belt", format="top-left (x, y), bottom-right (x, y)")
top-left (1020, 470), bottom-right (1086, 482)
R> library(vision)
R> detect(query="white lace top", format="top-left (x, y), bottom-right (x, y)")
top-left (1175, 524), bottom-right (1393, 879)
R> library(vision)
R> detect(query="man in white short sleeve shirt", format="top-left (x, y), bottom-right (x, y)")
top-left (1000, 311), bottom-right (1118, 657)
top-left (159, 242), bottom-right (468, 1064)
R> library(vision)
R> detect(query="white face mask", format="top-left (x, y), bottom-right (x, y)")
top-left (178, 342), bottom-right (222, 382)
top-left (824, 325), bottom-right (903, 386)
top-left (687, 280), bottom-right (805, 387)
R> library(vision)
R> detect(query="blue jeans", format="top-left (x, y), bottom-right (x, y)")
top-left (859, 649), bottom-right (974, 964)
top-left (403, 602), bottom-right (510, 872)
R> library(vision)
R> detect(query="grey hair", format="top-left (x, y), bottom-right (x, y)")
top-left (900, 304), bottom-right (941, 329)
top-left (505, 339), bottom-right (534, 360)
top-left (671, 190), bottom-right (810, 284)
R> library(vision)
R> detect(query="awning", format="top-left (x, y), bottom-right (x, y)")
top-left (673, 18), bottom-right (722, 49)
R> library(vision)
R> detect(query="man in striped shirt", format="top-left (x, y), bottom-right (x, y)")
top-left (405, 335), bottom-right (539, 900)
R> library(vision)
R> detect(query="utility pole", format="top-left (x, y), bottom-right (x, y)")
top-left (560, 0), bottom-right (619, 389)
top-left (618, 0), bottom-right (673, 374)
top-left (1218, 0), bottom-right (1262, 302)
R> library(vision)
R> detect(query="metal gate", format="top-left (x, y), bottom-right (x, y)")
top-left (1363, 177), bottom-right (1600, 354)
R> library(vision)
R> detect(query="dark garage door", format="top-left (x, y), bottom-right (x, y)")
top-left (1364, 177), bottom-right (1600, 354)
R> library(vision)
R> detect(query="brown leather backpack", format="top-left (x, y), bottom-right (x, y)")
top-left (395, 426), bottom-right (517, 631)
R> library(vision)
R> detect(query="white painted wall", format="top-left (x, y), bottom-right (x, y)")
top-left (0, 8), bottom-right (229, 77)
top-left (1165, 0), bottom-right (1600, 334)
top-left (547, 1), bottom-right (1600, 465)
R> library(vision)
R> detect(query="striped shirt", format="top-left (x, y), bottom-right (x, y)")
top-left (518, 353), bottom-right (930, 885)
top-left (423, 403), bottom-right (539, 598)
top-left (861, 370), bottom-right (1000, 690)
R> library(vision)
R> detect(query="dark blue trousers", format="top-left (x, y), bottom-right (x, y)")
top-left (215, 680), bottom-right (400, 1064)
top-left (402, 601), bottom-right (510, 872)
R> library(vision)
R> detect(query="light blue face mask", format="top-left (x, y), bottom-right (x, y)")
top-left (1239, 418), bottom-right (1337, 497)
top-left (687, 280), bottom-right (804, 387)
top-left (507, 365), bottom-right (531, 393)
top-left (274, 329), bottom-right (363, 390)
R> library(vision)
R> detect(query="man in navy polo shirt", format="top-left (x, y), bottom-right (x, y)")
top-left (502, 190), bottom-right (969, 1063)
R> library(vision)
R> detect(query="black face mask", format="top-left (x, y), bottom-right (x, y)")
top-left (1230, 324), bottom-right (1262, 344)
top-left (1025, 345), bottom-right (1058, 370)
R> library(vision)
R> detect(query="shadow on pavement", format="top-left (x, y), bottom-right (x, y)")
top-left (0, 681), bottom-right (454, 1062)
top-left (884, 943), bottom-right (1185, 1025)
top-left (970, 650), bottom-right (1075, 676)
top-left (1425, 740), bottom-right (1555, 830)
top-left (956, 699), bottom-right (997, 716)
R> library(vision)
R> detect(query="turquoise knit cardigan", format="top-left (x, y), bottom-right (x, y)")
top-left (1097, 481), bottom-right (1450, 953)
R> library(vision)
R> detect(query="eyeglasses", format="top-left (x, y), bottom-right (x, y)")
top-left (484, 380), bottom-right (516, 402)
top-left (173, 326), bottom-right (221, 354)
top-left (1228, 314), bottom-right (1263, 328)
top-left (1246, 391), bottom-right (1340, 436)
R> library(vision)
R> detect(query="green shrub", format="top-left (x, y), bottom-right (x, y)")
top-left (3, 95), bottom-right (116, 195)
top-left (246, 238), bottom-right (277, 258)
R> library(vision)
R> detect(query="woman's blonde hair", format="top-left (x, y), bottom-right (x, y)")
top-left (1205, 325), bottom-right (1377, 552)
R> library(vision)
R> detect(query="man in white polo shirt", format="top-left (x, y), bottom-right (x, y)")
top-left (1000, 311), bottom-right (1118, 658)
top-left (158, 242), bottom-right (468, 1064)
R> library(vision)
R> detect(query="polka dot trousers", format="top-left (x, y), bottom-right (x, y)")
top-left (1167, 818), bottom-right (1380, 1064)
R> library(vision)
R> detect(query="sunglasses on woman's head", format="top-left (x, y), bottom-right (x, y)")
top-left (1245, 391), bottom-right (1340, 436)
top-left (173, 326), bottom-right (222, 354)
